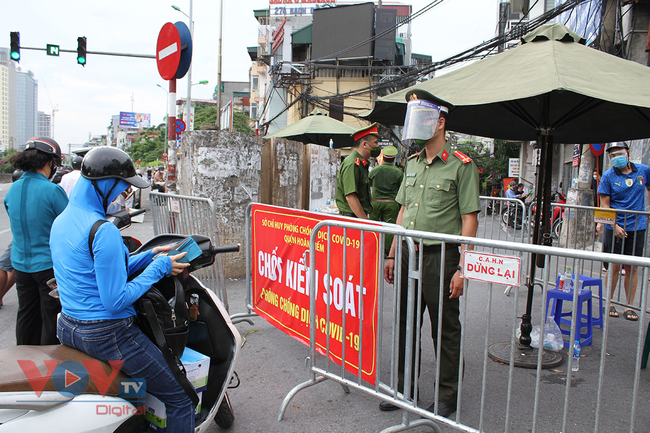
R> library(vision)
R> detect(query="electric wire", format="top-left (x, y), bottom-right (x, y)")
top-left (259, 0), bottom-right (592, 130)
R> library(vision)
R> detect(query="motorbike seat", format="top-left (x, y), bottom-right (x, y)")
top-left (0, 345), bottom-right (130, 397)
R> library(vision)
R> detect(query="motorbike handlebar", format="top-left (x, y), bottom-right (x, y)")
top-left (210, 244), bottom-right (240, 255)
top-left (129, 208), bottom-right (146, 218)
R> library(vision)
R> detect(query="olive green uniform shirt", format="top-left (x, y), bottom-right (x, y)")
top-left (396, 142), bottom-right (480, 245)
top-left (369, 162), bottom-right (403, 200)
top-left (335, 149), bottom-right (372, 216)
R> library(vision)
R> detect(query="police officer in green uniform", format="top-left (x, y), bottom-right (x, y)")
top-left (369, 145), bottom-right (403, 255)
top-left (379, 90), bottom-right (480, 419)
top-left (335, 123), bottom-right (381, 219)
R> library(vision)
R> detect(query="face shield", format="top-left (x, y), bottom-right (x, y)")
top-left (402, 99), bottom-right (446, 146)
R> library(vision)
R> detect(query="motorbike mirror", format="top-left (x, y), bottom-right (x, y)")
top-left (106, 209), bottom-right (132, 230)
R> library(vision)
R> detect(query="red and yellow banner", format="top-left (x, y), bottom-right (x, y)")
top-left (251, 204), bottom-right (381, 384)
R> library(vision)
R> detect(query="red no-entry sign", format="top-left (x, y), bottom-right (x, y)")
top-left (156, 23), bottom-right (181, 80)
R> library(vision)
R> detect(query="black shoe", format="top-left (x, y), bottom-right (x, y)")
top-left (426, 402), bottom-right (457, 418)
top-left (379, 401), bottom-right (400, 411)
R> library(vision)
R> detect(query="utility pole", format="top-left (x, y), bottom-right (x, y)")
top-left (498, 1), bottom-right (509, 53)
top-left (186, 0), bottom-right (194, 131)
top-left (216, 0), bottom-right (224, 129)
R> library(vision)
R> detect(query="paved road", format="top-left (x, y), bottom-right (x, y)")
top-left (0, 184), bottom-right (648, 432)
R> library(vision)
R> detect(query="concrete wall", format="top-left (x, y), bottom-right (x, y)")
top-left (178, 131), bottom-right (339, 277)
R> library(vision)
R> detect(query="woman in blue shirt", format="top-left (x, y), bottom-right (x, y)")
top-left (50, 147), bottom-right (194, 432)
top-left (4, 137), bottom-right (68, 345)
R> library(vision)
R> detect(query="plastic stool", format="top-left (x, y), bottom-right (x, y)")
top-left (545, 286), bottom-right (593, 348)
top-left (574, 275), bottom-right (604, 330)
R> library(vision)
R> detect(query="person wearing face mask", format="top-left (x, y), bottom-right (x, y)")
top-left (335, 123), bottom-right (381, 218)
top-left (4, 137), bottom-right (68, 345)
top-left (380, 90), bottom-right (480, 418)
top-left (596, 142), bottom-right (650, 321)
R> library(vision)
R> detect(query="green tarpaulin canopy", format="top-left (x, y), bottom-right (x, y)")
top-left (365, 24), bottom-right (650, 144)
top-left (264, 108), bottom-right (357, 148)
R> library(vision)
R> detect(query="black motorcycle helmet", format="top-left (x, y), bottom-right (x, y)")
top-left (71, 155), bottom-right (83, 170)
top-left (24, 136), bottom-right (62, 179)
top-left (24, 136), bottom-right (62, 165)
top-left (81, 147), bottom-right (150, 211)
top-left (12, 169), bottom-right (24, 182)
top-left (82, 147), bottom-right (149, 188)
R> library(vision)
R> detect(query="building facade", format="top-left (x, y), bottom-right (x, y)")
top-left (0, 48), bottom-right (17, 151)
top-left (37, 111), bottom-right (51, 137)
top-left (15, 70), bottom-right (38, 150)
top-left (248, 1), bottom-right (425, 138)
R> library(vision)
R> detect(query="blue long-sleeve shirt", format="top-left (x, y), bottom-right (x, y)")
top-left (50, 176), bottom-right (171, 320)
top-left (4, 171), bottom-right (68, 273)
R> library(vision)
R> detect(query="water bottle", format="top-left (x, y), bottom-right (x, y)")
top-left (559, 266), bottom-right (573, 292)
top-left (326, 197), bottom-right (331, 206)
top-left (572, 340), bottom-right (581, 371)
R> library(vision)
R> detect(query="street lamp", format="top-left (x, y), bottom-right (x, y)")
top-left (172, 2), bottom-right (194, 129)
top-left (156, 84), bottom-right (169, 145)
top-left (192, 80), bottom-right (209, 86)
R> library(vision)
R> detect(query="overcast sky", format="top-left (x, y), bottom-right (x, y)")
top-left (1, 0), bottom-right (498, 148)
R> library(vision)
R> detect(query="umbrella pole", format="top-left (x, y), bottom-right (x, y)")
top-left (488, 133), bottom-right (562, 368)
top-left (521, 133), bottom-right (553, 346)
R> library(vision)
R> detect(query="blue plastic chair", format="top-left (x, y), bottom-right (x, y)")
top-left (545, 275), bottom-right (596, 348)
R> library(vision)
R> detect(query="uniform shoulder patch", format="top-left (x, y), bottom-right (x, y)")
top-left (408, 151), bottom-right (421, 160)
top-left (453, 150), bottom-right (472, 164)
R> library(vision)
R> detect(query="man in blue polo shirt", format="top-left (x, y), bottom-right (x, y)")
top-left (597, 142), bottom-right (650, 321)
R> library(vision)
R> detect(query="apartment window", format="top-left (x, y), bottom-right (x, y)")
top-left (252, 76), bottom-right (259, 92)
top-left (250, 102), bottom-right (258, 120)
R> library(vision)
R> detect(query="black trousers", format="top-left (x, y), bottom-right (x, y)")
top-left (397, 244), bottom-right (462, 404)
top-left (14, 268), bottom-right (61, 345)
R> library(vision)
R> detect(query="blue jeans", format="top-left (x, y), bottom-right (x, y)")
top-left (57, 314), bottom-right (195, 432)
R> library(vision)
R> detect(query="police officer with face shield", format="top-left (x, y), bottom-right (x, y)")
top-left (380, 90), bottom-right (480, 418)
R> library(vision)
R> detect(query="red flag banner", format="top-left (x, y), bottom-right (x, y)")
top-left (251, 204), bottom-right (381, 384)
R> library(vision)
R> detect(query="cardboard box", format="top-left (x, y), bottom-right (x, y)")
top-left (143, 348), bottom-right (210, 431)
top-left (144, 392), bottom-right (203, 432)
top-left (180, 347), bottom-right (210, 393)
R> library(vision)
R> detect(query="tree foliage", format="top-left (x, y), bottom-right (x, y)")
top-left (233, 110), bottom-right (254, 133)
top-left (193, 105), bottom-right (218, 129)
top-left (0, 149), bottom-right (17, 173)
top-left (456, 139), bottom-right (521, 195)
top-left (126, 127), bottom-right (166, 165)
top-left (192, 104), bottom-right (254, 133)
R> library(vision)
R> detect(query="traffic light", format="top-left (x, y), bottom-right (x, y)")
top-left (77, 36), bottom-right (87, 66)
top-left (9, 32), bottom-right (20, 62)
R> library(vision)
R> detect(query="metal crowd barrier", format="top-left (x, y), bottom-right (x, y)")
top-left (546, 202), bottom-right (650, 317)
top-left (229, 203), bottom-right (258, 324)
top-left (148, 191), bottom-right (229, 309)
top-left (275, 217), bottom-right (650, 433)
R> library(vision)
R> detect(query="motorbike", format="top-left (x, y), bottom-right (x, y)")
top-left (0, 210), bottom-right (241, 432)
top-left (502, 189), bottom-right (566, 239)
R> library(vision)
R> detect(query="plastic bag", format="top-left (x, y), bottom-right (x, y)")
top-left (516, 317), bottom-right (564, 352)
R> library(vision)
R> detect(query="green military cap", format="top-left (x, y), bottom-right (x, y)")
top-left (382, 145), bottom-right (398, 158)
top-left (351, 122), bottom-right (380, 141)
top-left (405, 89), bottom-right (454, 113)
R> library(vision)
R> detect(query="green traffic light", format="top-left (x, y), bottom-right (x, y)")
top-left (77, 56), bottom-right (86, 64)
top-left (10, 52), bottom-right (19, 60)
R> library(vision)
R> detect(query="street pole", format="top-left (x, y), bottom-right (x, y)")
top-left (186, 0), bottom-right (194, 131)
top-left (166, 79), bottom-right (177, 192)
top-left (216, 0), bottom-right (223, 129)
top-left (156, 84), bottom-right (169, 150)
